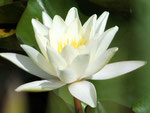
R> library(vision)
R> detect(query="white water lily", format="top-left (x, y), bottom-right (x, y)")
top-left (0, 7), bottom-right (146, 108)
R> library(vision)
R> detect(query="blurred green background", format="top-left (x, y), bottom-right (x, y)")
top-left (0, 0), bottom-right (150, 113)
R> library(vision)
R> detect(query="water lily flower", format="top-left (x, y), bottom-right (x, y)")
top-left (0, 7), bottom-right (146, 108)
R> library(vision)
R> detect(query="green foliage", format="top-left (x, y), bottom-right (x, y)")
top-left (86, 100), bottom-right (134, 113)
top-left (56, 86), bottom-right (74, 107)
top-left (47, 92), bottom-right (73, 113)
top-left (133, 96), bottom-right (150, 113)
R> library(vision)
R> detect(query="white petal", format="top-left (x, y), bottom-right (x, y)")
top-left (88, 61), bottom-right (146, 80)
top-left (61, 45), bottom-right (78, 65)
top-left (71, 54), bottom-right (90, 77)
top-left (86, 36), bottom-right (103, 60)
top-left (65, 7), bottom-right (79, 26)
top-left (21, 45), bottom-right (56, 75)
top-left (77, 46), bottom-right (89, 55)
top-left (32, 19), bottom-right (48, 36)
top-left (47, 46), bottom-right (67, 69)
top-left (83, 14), bottom-right (97, 40)
top-left (96, 11), bottom-right (109, 35)
top-left (68, 81), bottom-right (97, 108)
top-left (0, 53), bottom-right (55, 79)
top-left (57, 68), bottom-right (78, 83)
top-left (15, 79), bottom-right (65, 92)
top-left (35, 33), bottom-right (48, 57)
top-left (84, 47), bottom-right (118, 78)
top-left (95, 26), bottom-right (119, 57)
top-left (42, 11), bottom-right (52, 28)
top-left (49, 15), bottom-right (66, 49)
top-left (66, 18), bottom-right (82, 41)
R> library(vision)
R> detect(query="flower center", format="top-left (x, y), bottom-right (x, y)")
top-left (57, 37), bottom-right (87, 52)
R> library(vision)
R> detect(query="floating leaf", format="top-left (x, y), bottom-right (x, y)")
top-left (47, 91), bottom-right (73, 113)
top-left (86, 100), bottom-right (134, 113)
top-left (133, 96), bottom-right (150, 113)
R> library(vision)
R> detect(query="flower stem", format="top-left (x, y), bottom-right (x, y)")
top-left (74, 97), bottom-right (83, 113)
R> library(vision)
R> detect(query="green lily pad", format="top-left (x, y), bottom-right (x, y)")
top-left (133, 96), bottom-right (150, 113)
top-left (56, 85), bottom-right (74, 107)
top-left (86, 100), bottom-right (134, 113)
top-left (47, 91), bottom-right (73, 113)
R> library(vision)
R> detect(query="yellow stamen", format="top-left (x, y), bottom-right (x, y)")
top-left (57, 37), bottom-right (87, 52)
